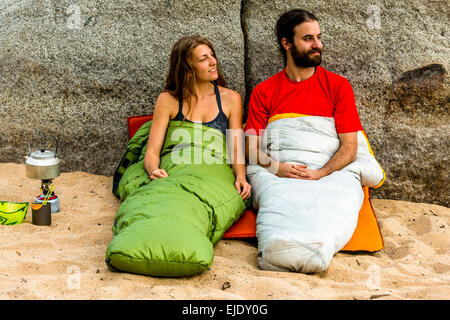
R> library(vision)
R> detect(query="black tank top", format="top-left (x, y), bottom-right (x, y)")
top-left (172, 82), bottom-right (228, 136)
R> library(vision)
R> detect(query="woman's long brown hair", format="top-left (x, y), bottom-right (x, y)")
top-left (164, 35), bottom-right (227, 116)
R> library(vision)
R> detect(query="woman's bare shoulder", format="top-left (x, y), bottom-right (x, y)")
top-left (218, 86), bottom-right (242, 103)
top-left (155, 91), bottom-right (179, 115)
top-left (157, 91), bottom-right (178, 104)
top-left (217, 86), bottom-right (242, 119)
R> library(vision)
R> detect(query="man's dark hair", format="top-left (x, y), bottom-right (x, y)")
top-left (275, 9), bottom-right (319, 65)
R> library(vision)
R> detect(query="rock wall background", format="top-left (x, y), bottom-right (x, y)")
top-left (0, 0), bottom-right (448, 206)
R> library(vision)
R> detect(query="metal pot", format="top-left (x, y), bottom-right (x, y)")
top-left (25, 148), bottom-right (61, 180)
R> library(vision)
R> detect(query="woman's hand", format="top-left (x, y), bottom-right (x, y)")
top-left (235, 176), bottom-right (251, 200)
top-left (149, 168), bottom-right (169, 180)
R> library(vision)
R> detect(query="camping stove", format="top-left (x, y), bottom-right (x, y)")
top-left (34, 179), bottom-right (60, 213)
top-left (25, 146), bottom-right (61, 213)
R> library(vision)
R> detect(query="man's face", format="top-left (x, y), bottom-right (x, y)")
top-left (289, 20), bottom-right (322, 68)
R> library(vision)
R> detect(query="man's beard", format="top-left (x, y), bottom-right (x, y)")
top-left (291, 44), bottom-right (322, 68)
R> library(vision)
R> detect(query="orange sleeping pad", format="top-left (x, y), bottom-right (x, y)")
top-left (223, 209), bottom-right (257, 239)
top-left (127, 114), bottom-right (384, 252)
top-left (222, 188), bottom-right (384, 252)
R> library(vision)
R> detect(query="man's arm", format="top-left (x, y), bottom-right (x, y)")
top-left (246, 131), bottom-right (358, 180)
top-left (245, 134), bottom-right (307, 178)
top-left (245, 81), bottom-right (314, 178)
top-left (295, 131), bottom-right (358, 180)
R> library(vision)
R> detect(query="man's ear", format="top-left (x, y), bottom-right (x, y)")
top-left (281, 38), bottom-right (291, 52)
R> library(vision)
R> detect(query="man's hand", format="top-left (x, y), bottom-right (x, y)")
top-left (276, 163), bottom-right (327, 180)
top-left (292, 167), bottom-right (325, 180)
top-left (289, 132), bottom-right (358, 180)
top-left (275, 162), bottom-right (308, 178)
top-left (246, 132), bottom-right (357, 181)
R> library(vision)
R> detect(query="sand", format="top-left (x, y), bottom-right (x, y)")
top-left (0, 162), bottom-right (448, 300)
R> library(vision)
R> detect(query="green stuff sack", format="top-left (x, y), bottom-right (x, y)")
top-left (0, 201), bottom-right (29, 225)
top-left (105, 121), bottom-right (246, 277)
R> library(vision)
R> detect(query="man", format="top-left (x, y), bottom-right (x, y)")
top-left (243, 9), bottom-right (384, 274)
top-left (245, 9), bottom-right (362, 178)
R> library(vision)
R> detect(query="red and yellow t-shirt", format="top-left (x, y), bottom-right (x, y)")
top-left (245, 66), bottom-right (363, 135)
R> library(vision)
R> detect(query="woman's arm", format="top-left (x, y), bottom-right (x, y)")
top-left (226, 90), bottom-right (251, 200)
top-left (143, 93), bottom-right (175, 180)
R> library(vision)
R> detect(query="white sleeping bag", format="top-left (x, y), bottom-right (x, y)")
top-left (246, 116), bottom-right (384, 273)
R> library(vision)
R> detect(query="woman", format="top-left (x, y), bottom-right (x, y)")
top-left (143, 35), bottom-right (251, 200)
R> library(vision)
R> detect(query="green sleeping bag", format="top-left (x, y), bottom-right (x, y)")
top-left (105, 120), bottom-right (247, 277)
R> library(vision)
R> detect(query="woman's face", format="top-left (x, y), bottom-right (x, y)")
top-left (190, 44), bottom-right (218, 82)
